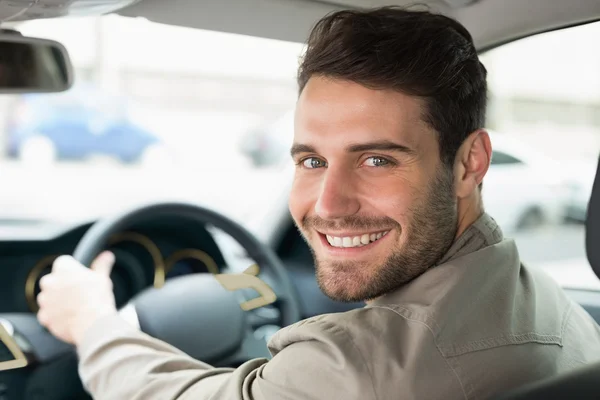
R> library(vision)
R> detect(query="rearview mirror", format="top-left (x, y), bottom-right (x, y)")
top-left (0, 29), bottom-right (73, 93)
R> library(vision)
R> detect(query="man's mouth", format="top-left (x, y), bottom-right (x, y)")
top-left (323, 230), bottom-right (390, 248)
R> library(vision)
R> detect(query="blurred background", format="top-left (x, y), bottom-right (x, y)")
top-left (0, 15), bottom-right (597, 289)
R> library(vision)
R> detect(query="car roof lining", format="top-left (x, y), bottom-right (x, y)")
top-left (116, 0), bottom-right (600, 51)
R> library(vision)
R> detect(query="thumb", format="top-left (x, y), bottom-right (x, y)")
top-left (90, 251), bottom-right (115, 276)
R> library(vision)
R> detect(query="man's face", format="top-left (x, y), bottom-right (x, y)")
top-left (289, 76), bottom-right (459, 302)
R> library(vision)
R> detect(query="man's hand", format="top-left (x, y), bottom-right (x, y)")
top-left (37, 251), bottom-right (118, 346)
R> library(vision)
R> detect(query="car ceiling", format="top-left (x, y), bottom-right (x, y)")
top-left (0, 0), bottom-right (599, 52)
top-left (115, 0), bottom-right (600, 51)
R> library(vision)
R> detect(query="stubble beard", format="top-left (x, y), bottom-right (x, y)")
top-left (302, 168), bottom-right (458, 302)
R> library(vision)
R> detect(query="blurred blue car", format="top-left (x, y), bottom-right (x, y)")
top-left (5, 85), bottom-right (161, 163)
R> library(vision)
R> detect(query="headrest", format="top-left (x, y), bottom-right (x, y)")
top-left (585, 156), bottom-right (600, 280)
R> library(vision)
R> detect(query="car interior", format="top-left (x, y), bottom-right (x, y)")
top-left (0, 0), bottom-right (599, 399)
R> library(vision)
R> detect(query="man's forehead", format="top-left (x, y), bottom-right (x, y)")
top-left (294, 77), bottom-right (423, 133)
top-left (293, 78), bottom-right (427, 150)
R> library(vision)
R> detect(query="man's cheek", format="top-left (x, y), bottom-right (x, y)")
top-left (373, 192), bottom-right (413, 220)
top-left (288, 181), bottom-right (312, 220)
top-left (288, 199), bottom-right (302, 227)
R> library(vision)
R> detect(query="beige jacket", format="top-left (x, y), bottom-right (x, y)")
top-left (77, 214), bottom-right (600, 399)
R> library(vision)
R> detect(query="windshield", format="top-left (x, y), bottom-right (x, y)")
top-left (0, 15), bottom-right (301, 225)
top-left (1, 15), bottom-right (599, 291)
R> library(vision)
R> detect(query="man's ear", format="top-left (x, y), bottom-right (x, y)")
top-left (453, 129), bottom-right (492, 199)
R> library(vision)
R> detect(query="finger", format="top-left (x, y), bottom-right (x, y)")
top-left (37, 310), bottom-right (50, 327)
top-left (36, 291), bottom-right (48, 307)
top-left (52, 255), bottom-right (79, 273)
top-left (38, 274), bottom-right (55, 290)
top-left (90, 251), bottom-right (115, 276)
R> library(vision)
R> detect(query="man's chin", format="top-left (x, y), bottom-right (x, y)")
top-left (318, 281), bottom-right (366, 303)
top-left (315, 261), bottom-right (378, 303)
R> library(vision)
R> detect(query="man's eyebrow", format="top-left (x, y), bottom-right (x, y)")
top-left (346, 140), bottom-right (415, 154)
top-left (290, 140), bottom-right (415, 157)
top-left (290, 143), bottom-right (316, 157)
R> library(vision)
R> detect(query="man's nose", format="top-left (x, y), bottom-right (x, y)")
top-left (314, 168), bottom-right (360, 219)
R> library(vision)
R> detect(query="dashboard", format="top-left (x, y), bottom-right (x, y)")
top-left (0, 216), bottom-right (228, 314)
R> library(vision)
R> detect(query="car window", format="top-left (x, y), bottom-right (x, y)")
top-left (0, 16), bottom-right (598, 291)
top-left (480, 21), bottom-right (600, 290)
top-left (0, 15), bottom-right (302, 225)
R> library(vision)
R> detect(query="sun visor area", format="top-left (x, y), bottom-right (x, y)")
top-left (585, 156), bottom-right (600, 280)
top-left (0, 0), bottom-right (141, 23)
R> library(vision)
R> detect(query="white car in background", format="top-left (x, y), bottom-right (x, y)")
top-left (483, 133), bottom-right (568, 232)
top-left (239, 111), bottom-right (569, 233)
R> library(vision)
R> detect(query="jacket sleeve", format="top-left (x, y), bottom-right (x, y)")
top-left (77, 314), bottom-right (377, 400)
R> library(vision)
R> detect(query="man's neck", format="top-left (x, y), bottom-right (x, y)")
top-left (437, 212), bottom-right (503, 267)
top-left (455, 193), bottom-right (484, 239)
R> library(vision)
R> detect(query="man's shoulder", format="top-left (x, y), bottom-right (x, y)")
top-left (363, 240), bottom-right (585, 356)
top-left (268, 306), bottom-right (436, 355)
top-left (266, 307), bottom-right (466, 399)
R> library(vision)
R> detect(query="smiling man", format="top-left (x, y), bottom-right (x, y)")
top-left (36, 6), bottom-right (600, 400)
top-left (290, 76), bottom-right (467, 303)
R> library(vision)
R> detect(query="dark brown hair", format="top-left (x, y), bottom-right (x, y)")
top-left (298, 6), bottom-right (487, 167)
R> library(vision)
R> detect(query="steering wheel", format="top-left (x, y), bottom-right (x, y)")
top-left (1, 202), bottom-right (302, 399)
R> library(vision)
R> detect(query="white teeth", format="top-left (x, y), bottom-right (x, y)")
top-left (326, 231), bottom-right (390, 248)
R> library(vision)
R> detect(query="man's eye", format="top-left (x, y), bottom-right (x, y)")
top-left (301, 157), bottom-right (327, 169)
top-left (363, 156), bottom-right (390, 167)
